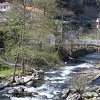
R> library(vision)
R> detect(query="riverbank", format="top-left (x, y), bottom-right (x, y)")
top-left (0, 54), bottom-right (100, 100)
top-left (0, 68), bottom-right (44, 91)
top-left (61, 63), bottom-right (100, 100)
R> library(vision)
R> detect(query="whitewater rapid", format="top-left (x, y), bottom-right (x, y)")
top-left (9, 63), bottom-right (94, 100)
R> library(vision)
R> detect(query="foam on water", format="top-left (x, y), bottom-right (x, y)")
top-left (61, 63), bottom-right (93, 77)
top-left (45, 71), bottom-right (58, 74)
top-left (24, 87), bottom-right (36, 93)
top-left (50, 80), bottom-right (65, 84)
top-left (39, 92), bottom-right (54, 99)
top-left (11, 97), bottom-right (39, 100)
top-left (44, 77), bottom-right (66, 81)
top-left (75, 63), bottom-right (94, 68)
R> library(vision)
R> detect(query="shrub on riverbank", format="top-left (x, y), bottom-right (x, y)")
top-left (0, 61), bottom-right (10, 71)
top-left (30, 51), bottom-right (61, 68)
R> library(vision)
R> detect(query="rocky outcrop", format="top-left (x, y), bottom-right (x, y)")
top-left (60, 66), bottom-right (100, 100)
top-left (57, 45), bottom-right (96, 62)
top-left (57, 46), bottom-right (70, 62)
top-left (6, 86), bottom-right (39, 97)
top-left (61, 88), bottom-right (71, 99)
top-left (0, 69), bottom-right (44, 91)
top-left (71, 48), bottom-right (96, 58)
top-left (61, 86), bottom-right (100, 100)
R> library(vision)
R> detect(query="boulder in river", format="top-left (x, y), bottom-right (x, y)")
top-left (96, 97), bottom-right (100, 100)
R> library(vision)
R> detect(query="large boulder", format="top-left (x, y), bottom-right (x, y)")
top-left (22, 76), bottom-right (34, 83)
top-left (61, 88), bottom-right (70, 99)
top-left (83, 92), bottom-right (98, 98)
top-left (96, 97), bottom-right (100, 100)
top-left (96, 87), bottom-right (100, 94)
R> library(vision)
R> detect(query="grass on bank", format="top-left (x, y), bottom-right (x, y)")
top-left (80, 34), bottom-right (96, 40)
top-left (0, 68), bottom-right (21, 77)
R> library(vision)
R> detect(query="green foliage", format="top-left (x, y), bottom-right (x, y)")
top-left (45, 46), bottom-right (56, 52)
top-left (32, 57), bottom-right (48, 68)
top-left (0, 61), bottom-right (10, 71)
top-left (0, 30), bottom-right (5, 48)
top-left (0, 0), bottom-right (62, 71)
top-left (31, 51), bottom-right (60, 68)
top-left (0, 68), bottom-right (21, 77)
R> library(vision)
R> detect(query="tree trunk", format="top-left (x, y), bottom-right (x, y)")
top-left (12, 52), bottom-right (19, 82)
top-left (22, 57), bottom-right (25, 74)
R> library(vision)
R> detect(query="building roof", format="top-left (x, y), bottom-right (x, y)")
top-left (0, 2), bottom-right (12, 6)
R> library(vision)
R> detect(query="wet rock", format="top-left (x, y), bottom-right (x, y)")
top-left (66, 93), bottom-right (81, 100)
top-left (83, 92), bottom-right (92, 98)
top-left (0, 81), bottom-right (12, 90)
top-left (71, 88), bottom-right (82, 94)
top-left (7, 86), bottom-right (25, 94)
top-left (24, 92), bottom-right (33, 96)
top-left (24, 87), bottom-right (35, 93)
top-left (32, 73), bottom-right (39, 79)
top-left (26, 81), bottom-right (33, 87)
top-left (11, 87), bottom-right (34, 97)
top-left (85, 86), bottom-right (99, 92)
top-left (91, 92), bottom-right (98, 97)
top-left (61, 88), bottom-right (70, 99)
top-left (92, 97), bottom-right (97, 100)
top-left (83, 97), bottom-right (99, 100)
top-left (15, 77), bottom-right (24, 83)
top-left (31, 68), bottom-right (37, 73)
top-left (8, 88), bottom-right (15, 94)
top-left (17, 87), bottom-right (24, 93)
top-left (96, 97), bottom-right (100, 100)
top-left (38, 69), bottom-right (44, 74)
top-left (55, 91), bottom-right (62, 98)
top-left (32, 92), bottom-right (39, 97)
top-left (96, 87), bottom-right (100, 93)
top-left (12, 89), bottom-right (19, 96)
top-left (0, 77), bottom-right (6, 80)
top-left (36, 69), bottom-right (44, 80)
top-left (22, 76), bottom-right (34, 82)
top-left (39, 95), bottom-right (48, 99)
top-left (26, 72), bottom-right (32, 75)
top-left (83, 92), bottom-right (98, 98)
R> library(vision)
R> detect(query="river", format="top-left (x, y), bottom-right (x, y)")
top-left (0, 52), bottom-right (100, 100)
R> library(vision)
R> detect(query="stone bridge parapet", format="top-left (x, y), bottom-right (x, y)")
top-left (62, 39), bottom-right (100, 55)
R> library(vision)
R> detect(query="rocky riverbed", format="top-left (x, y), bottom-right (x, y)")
top-left (0, 69), bottom-right (44, 95)
top-left (61, 85), bottom-right (100, 100)
top-left (60, 63), bottom-right (100, 100)
top-left (0, 63), bottom-right (95, 100)
top-left (0, 58), bottom-right (100, 100)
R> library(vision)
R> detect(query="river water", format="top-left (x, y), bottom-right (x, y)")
top-left (0, 52), bottom-right (100, 100)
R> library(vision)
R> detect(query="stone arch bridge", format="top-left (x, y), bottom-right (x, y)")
top-left (61, 39), bottom-right (100, 55)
